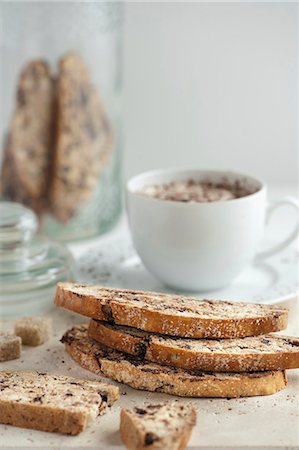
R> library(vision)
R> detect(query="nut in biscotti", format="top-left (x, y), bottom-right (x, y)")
top-left (0, 333), bottom-right (22, 362)
top-left (15, 316), bottom-right (52, 346)
top-left (0, 370), bottom-right (119, 435)
top-left (120, 403), bottom-right (197, 450)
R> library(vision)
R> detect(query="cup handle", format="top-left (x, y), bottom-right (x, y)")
top-left (257, 196), bottom-right (299, 260)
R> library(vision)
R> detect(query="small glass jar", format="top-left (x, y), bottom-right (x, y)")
top-left (0, 202), bottom-right (74, 317)
top-left (0, 1), bottom-right (123, 241)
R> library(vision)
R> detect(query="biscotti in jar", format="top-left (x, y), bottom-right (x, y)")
top-left (0, 2), bottom-right (123, 241)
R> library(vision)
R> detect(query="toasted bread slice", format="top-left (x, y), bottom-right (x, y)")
top-left (61, 325), bottom-right (287, 398)
top-left (120, 403), bottom-right (196, 450)
top-left (88, 320), bottom-right (299, 372)
top-left (0, 370), bottom-right (119, 435)
top-left (55, 282), bottom-right (288, 338)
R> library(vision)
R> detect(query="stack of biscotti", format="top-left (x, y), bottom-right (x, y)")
top-left (55, 282), bottom-right (299, 398)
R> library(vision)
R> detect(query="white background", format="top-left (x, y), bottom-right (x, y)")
top-left (123, 2), bottom-right (298, 188)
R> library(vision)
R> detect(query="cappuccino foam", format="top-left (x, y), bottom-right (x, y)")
top-left (141, 180), bottom-right (251, 203)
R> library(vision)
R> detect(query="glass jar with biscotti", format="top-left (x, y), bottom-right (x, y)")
top-left (0, 2), bottom-right (123, 241)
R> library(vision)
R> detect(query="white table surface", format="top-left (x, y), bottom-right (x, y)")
top-left (1, 186), bottom-right (298, 449)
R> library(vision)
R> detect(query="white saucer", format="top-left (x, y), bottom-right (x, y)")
top-left (75, 229), bottom-right (298, 305)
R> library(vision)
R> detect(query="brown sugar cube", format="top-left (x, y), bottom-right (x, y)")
top-left (0, 333), bottom-right (22, 362)
top-left (15, 317), bottom-right (52, 346)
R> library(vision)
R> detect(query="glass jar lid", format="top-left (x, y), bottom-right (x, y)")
top-left (0, 202), bottom-right (74, 317)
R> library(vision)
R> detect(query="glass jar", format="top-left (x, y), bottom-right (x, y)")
top-left (0, 202), bottom-right (74, 318)
top-left (0, 1), bottom-right (123, 241)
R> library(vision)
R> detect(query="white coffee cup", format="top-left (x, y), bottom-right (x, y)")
top-left (126, 169), bottom-right (299, 291)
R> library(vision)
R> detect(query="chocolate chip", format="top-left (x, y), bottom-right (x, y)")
top-left (136, 342), bottom-right (147, 358)
top-left (33, 396), bottom-right (43, 403)
top-left (0, 385), bottom-right (9, 391)
top-left (101, 305), bottom-right (114, 324)
top-left (141, 367), bottom-right (160, 375)
top-left (72, 291), bottom-right (83, 298)
top-left (25, 147), bottom-right (37, 158)
top-left (83, 121), bottom-right (97, 140)
top-left (101, 394), bottom-right (108, 403)
top-left (135, 408), bottom-right (147, 415)
top-left (144, 432), bottom-right (159, 446)
top-left (17, 89), bottom-right (26, 107)
top-left (79, 89), bottom-right (89, 107)
top-left (60, 335), bottom-right (71, 345)
top-left (62, 165), bottom-right (70, 173)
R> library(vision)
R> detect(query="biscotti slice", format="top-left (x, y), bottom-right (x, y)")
top-left (50, 52), bottom-right (113, 222)
top-left (0, 333), bottom-right (22, 362)
top-left (1, 60), bottom-right (54, 212)
top-left (55, 282), bottom-right (288, 338)
top-left (120, 403), bottom-right (196, 450)
top-left (61, 325), bottom-right (287, 398)
top-left (88, 320), bottom-right (299, 372)
top-left (0, 370), bottom-right (119, 435)
top-left (15, 316), bottom-right (52, 346)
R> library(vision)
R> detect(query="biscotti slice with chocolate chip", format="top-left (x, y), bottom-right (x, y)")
top-left (0, 370), bottom-right (119, 435)
top-left (61, 324), bottom-right (287, 398)
top-left (1, 61), bottom-right (54, 212)
top-left (88, 320), bottom-right (299, 372)
top-left (50, 52), bottom-right (113, 222)
top-left (120, 403), bottom-right (196, 450)
top-left (55, 282), bottom-right (288, 338)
